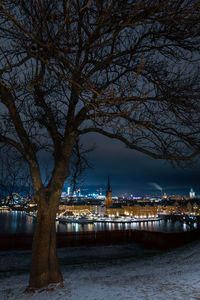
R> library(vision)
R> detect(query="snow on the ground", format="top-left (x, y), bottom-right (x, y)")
top-left (1, 241), bottom-right (200, 300)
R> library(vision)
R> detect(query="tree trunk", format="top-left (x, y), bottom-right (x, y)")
top-left (29, 198), bottom-right (62, 289)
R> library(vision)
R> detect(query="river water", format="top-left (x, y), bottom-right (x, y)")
top-left (0, 210), bottom-right (191, 234)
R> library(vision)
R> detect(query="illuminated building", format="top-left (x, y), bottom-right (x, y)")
top-left (106, 205), bottom-right (158, 218)
top-left (190, 188), bottom-right (195, 199)
top-left (67, 187), bottom-right (70, 196)
top-left (157, 205), bottom-right (177, 214)
top-left (162, 192), bottom-right (168, 200)
top-left (94, 205), bottom-right (106, 216)
top-left (59, 205), bottom-right (93, 215)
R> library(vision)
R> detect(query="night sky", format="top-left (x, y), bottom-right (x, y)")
top-left (81, 133), bottom-right (200, 197)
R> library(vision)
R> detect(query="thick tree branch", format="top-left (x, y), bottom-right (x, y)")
top-left (78, 127), bottom-right (200, 161)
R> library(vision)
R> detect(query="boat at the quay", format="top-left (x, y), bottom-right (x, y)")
top-left (0, 205), bottom-right (11, 211)
top-left (57, 215), bottom-right (161, 224)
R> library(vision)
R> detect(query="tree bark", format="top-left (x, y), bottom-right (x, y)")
top-left (29, 196), bottom-right (62, 289)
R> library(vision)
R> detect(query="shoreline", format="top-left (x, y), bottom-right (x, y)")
top-left (0, 228), bottom-right (199, 251)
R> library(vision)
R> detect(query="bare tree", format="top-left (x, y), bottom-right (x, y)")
top-left (69, 138), bottom-right (93, 193)
top-left (0, 147), bottom-right (32, 204)
top-left (0, 0), bottom-right (200, 289)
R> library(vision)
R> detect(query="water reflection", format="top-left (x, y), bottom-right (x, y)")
top-left (0, 211), bottom-right (34, 234)
top-left (0, 211), bottom-right (192, 234)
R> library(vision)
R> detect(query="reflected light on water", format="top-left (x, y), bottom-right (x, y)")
top-left (0, 211), bottom-right (191, 234)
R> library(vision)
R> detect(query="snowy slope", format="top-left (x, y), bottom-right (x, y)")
top-left (0, 241), bottom-right (200, 300)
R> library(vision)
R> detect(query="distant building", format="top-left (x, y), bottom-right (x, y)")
top-left (190, 188), bottom-right (195, 199)
top-left (94, 205), bottom-right (106, 216)
top-left (65, 187), bottom-right (70, 196)
top-left (162, 192), bottom-right (168, 200)
top-left (59, 204), bottom-right (93, 215)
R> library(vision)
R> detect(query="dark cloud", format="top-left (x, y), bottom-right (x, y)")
top-left (81, 133), bottom-right (200, 196)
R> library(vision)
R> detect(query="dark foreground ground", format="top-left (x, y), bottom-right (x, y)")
top-left (1, 240), bottom-right (200, 299)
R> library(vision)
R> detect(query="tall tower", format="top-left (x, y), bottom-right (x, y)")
top-left (190, 188), bottom-right (195, 199)
top-left (105, 176), bottom-right (113, 208)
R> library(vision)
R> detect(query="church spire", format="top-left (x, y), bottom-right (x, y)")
top-left (107, 176), bottom-right (111, 192)
top-left (105, 176), bottom-right (113, 208)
